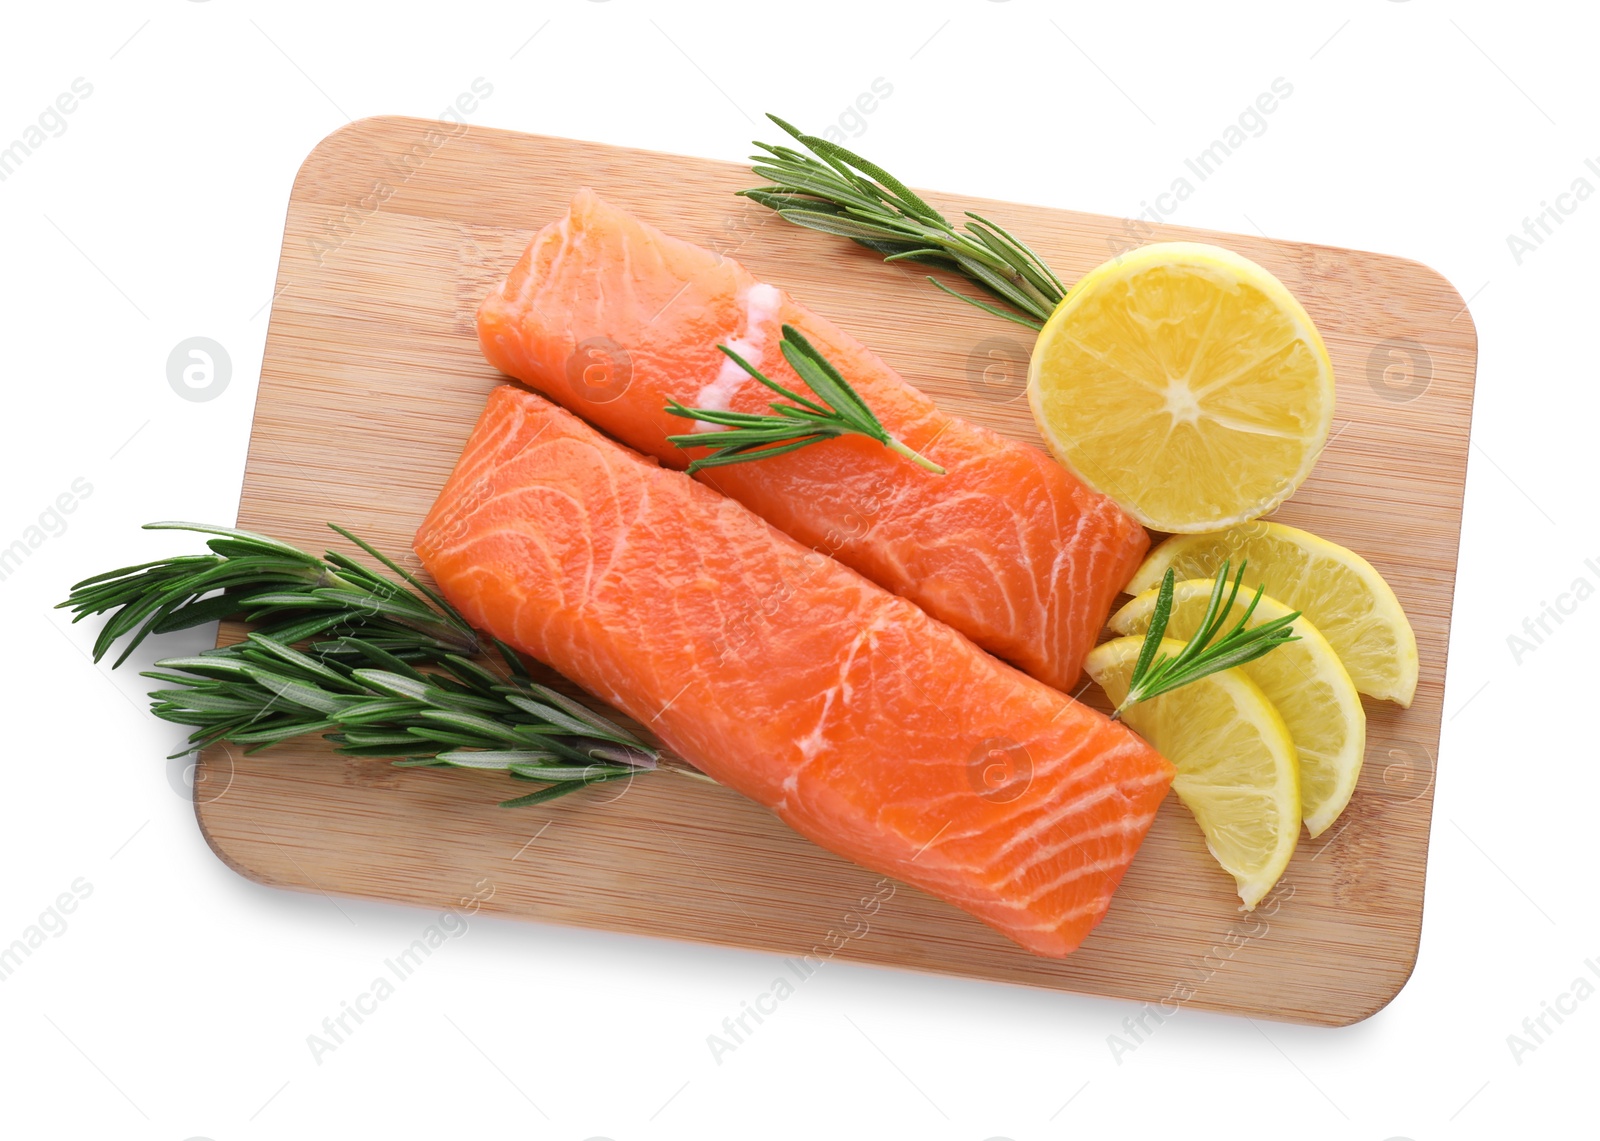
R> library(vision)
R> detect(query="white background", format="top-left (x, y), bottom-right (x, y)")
top-left (1, 1), bottom-right (1594, 1138)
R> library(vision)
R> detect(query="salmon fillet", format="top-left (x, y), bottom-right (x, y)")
top-left (476, 190), bottom-right (1149, 692)
top-left (414, 386), bottom-right (1173, 957)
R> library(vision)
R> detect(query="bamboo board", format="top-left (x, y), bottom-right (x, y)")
top-left (199, 116), bottom-right (1477, 1026)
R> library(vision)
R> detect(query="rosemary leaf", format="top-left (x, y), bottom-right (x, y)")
top-left (743, 114), bottom-right (1066, 328)
top-left (665, 324), bottom-right (945, 476)
top-left (1112, 561), bottom-right (1301, 719)
top-left (64, 522), bottom-right (662, 807)
top-left (499, 776), bottom-right (629, 810)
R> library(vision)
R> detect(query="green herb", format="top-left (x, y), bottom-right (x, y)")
top-left (741, 114), bottom-right (1066, 330)
top-left (665, 323), bottom-right (945, 475)
top-left (59, 522), bottom-right (658, 807)
top-left (1112, 561), bottom-right (1301, 719)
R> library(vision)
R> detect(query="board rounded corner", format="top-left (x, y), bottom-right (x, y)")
top-left (288, 114), bottom-right (440, 201)
top-left (1369, 250), bottom-right (1481, 381)
top-left (1330, 927), bottom-right (1423, 1028)
top-left (193, 790), bottom-right (281, 892)
top-left (1417, 255), bottom-right (1479, 337)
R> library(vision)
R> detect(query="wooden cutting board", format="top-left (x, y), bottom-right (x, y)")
top-left (200, 115), bottom-right (1476, 1027)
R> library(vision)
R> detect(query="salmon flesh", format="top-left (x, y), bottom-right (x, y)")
top-left (476, 190), bottom-right (1149, 691)
top-left (415, 386), bottom-right (1173, 956)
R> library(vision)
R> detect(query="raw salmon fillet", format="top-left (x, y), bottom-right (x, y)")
top-left (476, 190), bottom-right (1149, 691)
top-left (414, 386), bottom-right (1173, 957)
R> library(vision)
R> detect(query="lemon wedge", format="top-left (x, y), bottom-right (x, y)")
top-left (1085, 636), bottom-right (1299, 908)
top-left (1027, 242), bottom-right (1334, 532)
top-left (1126, 523), bottom-right (1418, 706)
top-left (1109, 580), bottom-right (1364, 837)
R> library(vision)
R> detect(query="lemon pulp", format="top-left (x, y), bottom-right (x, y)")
top-left (1085, 636), bottom-right (1299, 908)
top-left (1028, 243), bottom-right (1335, 532)
top-left (1127, 523), bottom-right (1419, 706)
top-left (1109, 580), bottom-right (1365, 837)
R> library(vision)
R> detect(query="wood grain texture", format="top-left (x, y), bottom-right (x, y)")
top-left (197, 116), bottom-right (1477, 1026)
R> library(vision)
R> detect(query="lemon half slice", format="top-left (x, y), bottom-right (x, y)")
top-left (1109, 580), bottom-right (1365, 837)
top-left (1028, 242), bottom-right (1334, 532)
top-left (1085, 636), bottom-right (1299, 908)
top-left (1127, 523), bottom-right (1419, 706)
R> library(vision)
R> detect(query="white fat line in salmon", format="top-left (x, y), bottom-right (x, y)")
top-left (1105, 881), bottom-right (1294, 1065)
top-left (691, 283), bottom-right (783, 422)
top-left (706, 879), bottom-right (896, 1066)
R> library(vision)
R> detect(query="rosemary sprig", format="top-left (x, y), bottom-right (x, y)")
top-left (665, 323), bottom-right (945, 475)
top-left (61, 521), bottom-right (479, 669)
top-left (60, 523), bottom-right (658, 807)
top-left (742, 114), bottom-right (1067, 330)
top-left (1113, 561), bottom-right (1301, 720)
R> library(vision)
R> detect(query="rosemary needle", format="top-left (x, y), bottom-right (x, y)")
top-left (60, 522), bottom-right (658, 807)
top-left (665, 323), bottom-right (944, 475)
top-left (1112, 560), bottom-right (1301, 720)
top-left (742, 114), bottom-right (1067, 330)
